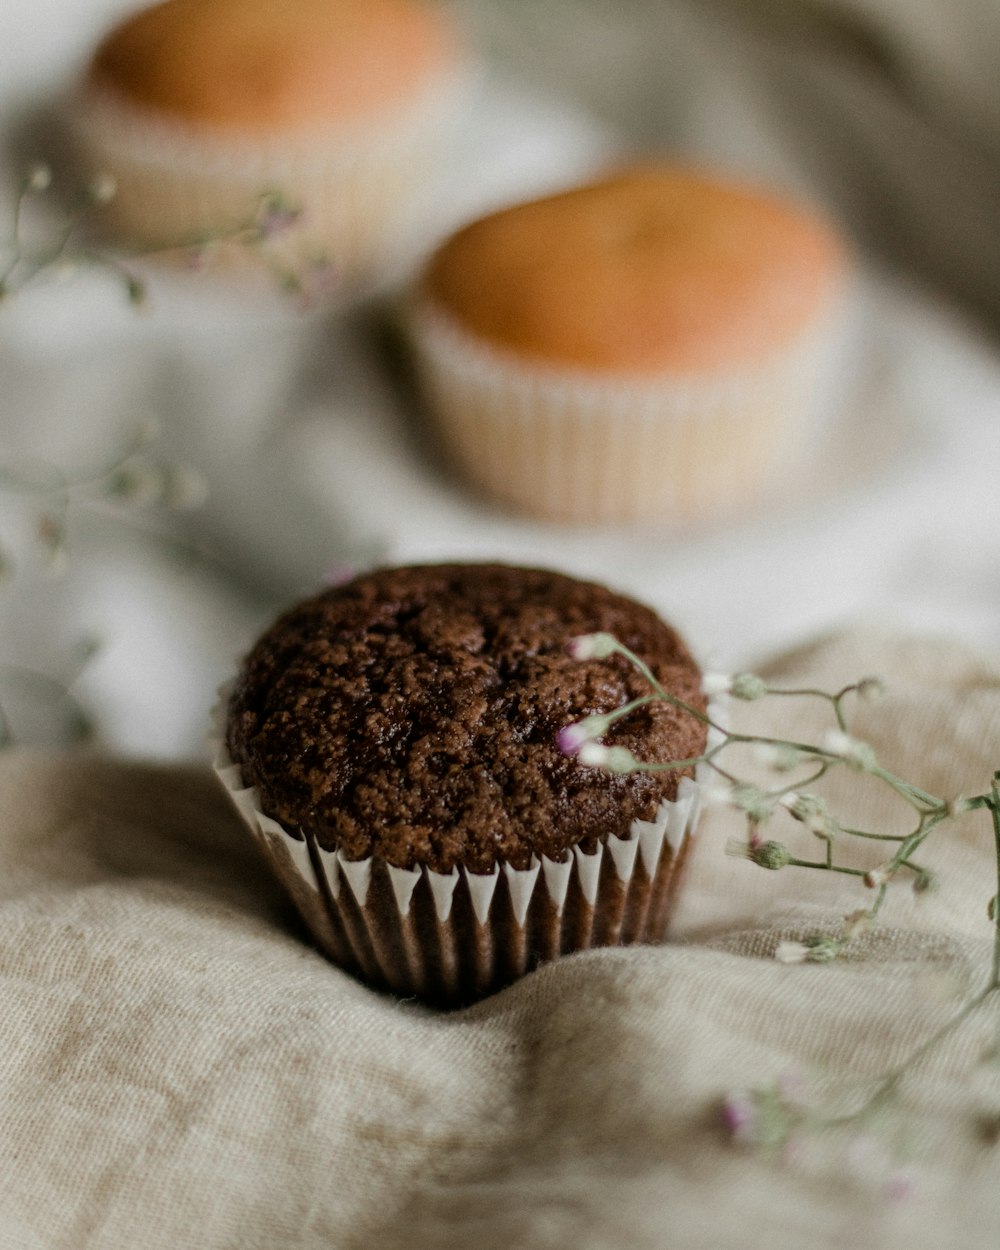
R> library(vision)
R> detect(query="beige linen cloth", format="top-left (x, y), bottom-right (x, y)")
top-left (2, 629), bottom-right (1000, 1250)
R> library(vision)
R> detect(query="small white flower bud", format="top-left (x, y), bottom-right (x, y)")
top-left (781, 792), bottom-right (835, 838)
top-left (730, 784), bottom-right (774, 824)
top-left (856, 677), bottom-right (885, 703)
top-left (775, 941), bottom-right (810, 964)
top-left (567, 632), bottom-right (618, 661)
top-left (106, 464), bottom-right (165, 507)
top-left (701, 781), bottom-right (734, 809)
top-left (88, 173), bottom-right (118, 204)
top-left (577, 742), bottom-right (609, 767)
top-left (754, 742), bottom-right (804, 772)
top-left (603, 746), bottom-right (639, 774)
top-left (162, 463), bottom-right (209, 511)
top-left (577, 743), bottom-right (639, 773)
top-left (26, 162), bottom-right (52, 192)
top-left (822, 729), bottom-right (878, 772)
top-left (730, 673), bottom-right (768, 701)
top-left (750, 841), bottom-right (791, 870)
top-left (911, 869), bottom-right (938, 895)
top-left (701, 672), bottom-right (732, 696)
top-left (133, 417), bottom-right (161, 447)
top-left (842, 909), bottom-right (874, 941)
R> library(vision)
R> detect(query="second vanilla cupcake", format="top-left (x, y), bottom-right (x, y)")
top-left (76, 0), bottom-right (468, 291)
top-left (408, 164), bottom-right (850, 524)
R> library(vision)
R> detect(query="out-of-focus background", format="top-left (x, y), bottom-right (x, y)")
top-left (2, 0), bottom-right (999, 757)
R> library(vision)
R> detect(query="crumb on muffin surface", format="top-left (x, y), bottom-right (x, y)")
top-left (226, 564), bottom-right (707, 873)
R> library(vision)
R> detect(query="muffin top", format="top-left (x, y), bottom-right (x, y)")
top-left (420, 164), bottom-right (847, 375)
top-left (226, 564), bottom-right (706, 873)
top-left (88, 0), bottom-right (459, 132)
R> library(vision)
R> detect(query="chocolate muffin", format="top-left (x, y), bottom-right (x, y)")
top-left (216, 564), bottom-right (707, 1004)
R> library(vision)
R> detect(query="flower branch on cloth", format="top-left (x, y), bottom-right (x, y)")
top-left (0, 417), bottom-right (210, 747)
top-left (0, 163), bottom-right (337, 307)
top-left (560, 631), bottom-right (1000, 1175)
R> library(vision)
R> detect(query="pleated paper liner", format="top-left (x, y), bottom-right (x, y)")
top-left (407, 292), bottom-right (854, 525)
top-left (210, 727), bottom-right (703, 1008)
top-left (73, 69), bottom-right (472, 292)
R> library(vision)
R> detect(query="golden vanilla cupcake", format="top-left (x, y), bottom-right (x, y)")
top-left (212, 563), bottom-right (707, 1006)
top-left (76, 0), bottom-right (467, 287)
top-left (408, 163), bottom-right (850, 524)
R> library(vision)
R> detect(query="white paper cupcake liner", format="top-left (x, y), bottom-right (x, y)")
top-left (210, 689), bottom-right (703, 1005)
top-left (407, 289), bottom-right (854, 525)
top-left (73, 68), bottom-right (473, 291)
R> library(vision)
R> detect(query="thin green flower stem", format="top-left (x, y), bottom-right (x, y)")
top-left (785, 856), bottom-right (868, 878)
top-left (864, 881), bottom-right (890, 920)
top-left (818, 788), bottom-right (1000, 1131)
top-left (0, 661), bottom-right (94, 744)
top-left (868, 763), bottom-right (941, 813)
top-left (630, 747), bottom-right (724, 774)
top-left (887, 810), bottom-right (952, 875)
top-left (898, 857), bottom-right (931, 877)
top-left (0, 430), bottom-right (152, 499)
top-left (769, 764), bottom-right (831, 798)
top-left (756, 685), bottom-right (856, 732)
top-left (614, 642), bottom-right (853, 761)
top-left (821, 982), bottom-right (999, 1129)
top-left (0, 182), bottom-right (34, 284)
top-left (12, 194), bottom-right (98, 290)
top-left (601, 692), bottom-right (661, 727)
top-left (838, 826), bottom-right (909, 842)
top-left (611, 640), bottom-right (669, 698)
top-left (75, 248), bottom-right (146, 295)
top-left (10, 182), bottom-right (30, 241)
top-left (779, 767), bottom-right (831, 793)
top-left (990, 774), bottom-right (1000, 988)
top-left (724, 730), bottom-right (840, 759)
top-left (619, 638), bottom-right (950, 817)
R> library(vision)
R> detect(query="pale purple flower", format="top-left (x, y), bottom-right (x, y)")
top-left (324, 561), bottom-right (356, 587)
top-left (722, 1094), bottom-right (758, 1144)
top-left (885, 1169), bottom-right (917, 1203)
top-left (257, 198), bottom-right (303, 237)
top-left (556, 723), bottom-right (590, 756)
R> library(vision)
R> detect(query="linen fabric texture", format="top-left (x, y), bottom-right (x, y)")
top-left (1, 630), bottom-right (999, 1249)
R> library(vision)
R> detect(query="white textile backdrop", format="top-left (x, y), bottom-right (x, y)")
top-left (1, 0), bottom-right (999, 756)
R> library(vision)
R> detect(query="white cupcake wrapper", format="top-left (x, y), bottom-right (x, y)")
top-left (210, 683), bottom-right (703, 1003)
top-left (72, 68), bottom-right (473, 287)
top-left (407, 290), bottom-right (854, 524)
top-left (211, 730), bottom-right (699, 920)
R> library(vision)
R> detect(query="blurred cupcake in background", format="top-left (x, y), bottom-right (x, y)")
top-left (76, 0), bottom-right (469, 292)
top-left (407, 162), bottom-right (851, 525)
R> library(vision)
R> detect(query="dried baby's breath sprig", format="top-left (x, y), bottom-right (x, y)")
top-left (0, 420), bottom-right (208, 580)
top-left (0, 634), bottom-right (102, 749)
top-left (0, 167), bottom-right (336, 307)
top-left (561, 633), bottom-right (1000, 1174)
